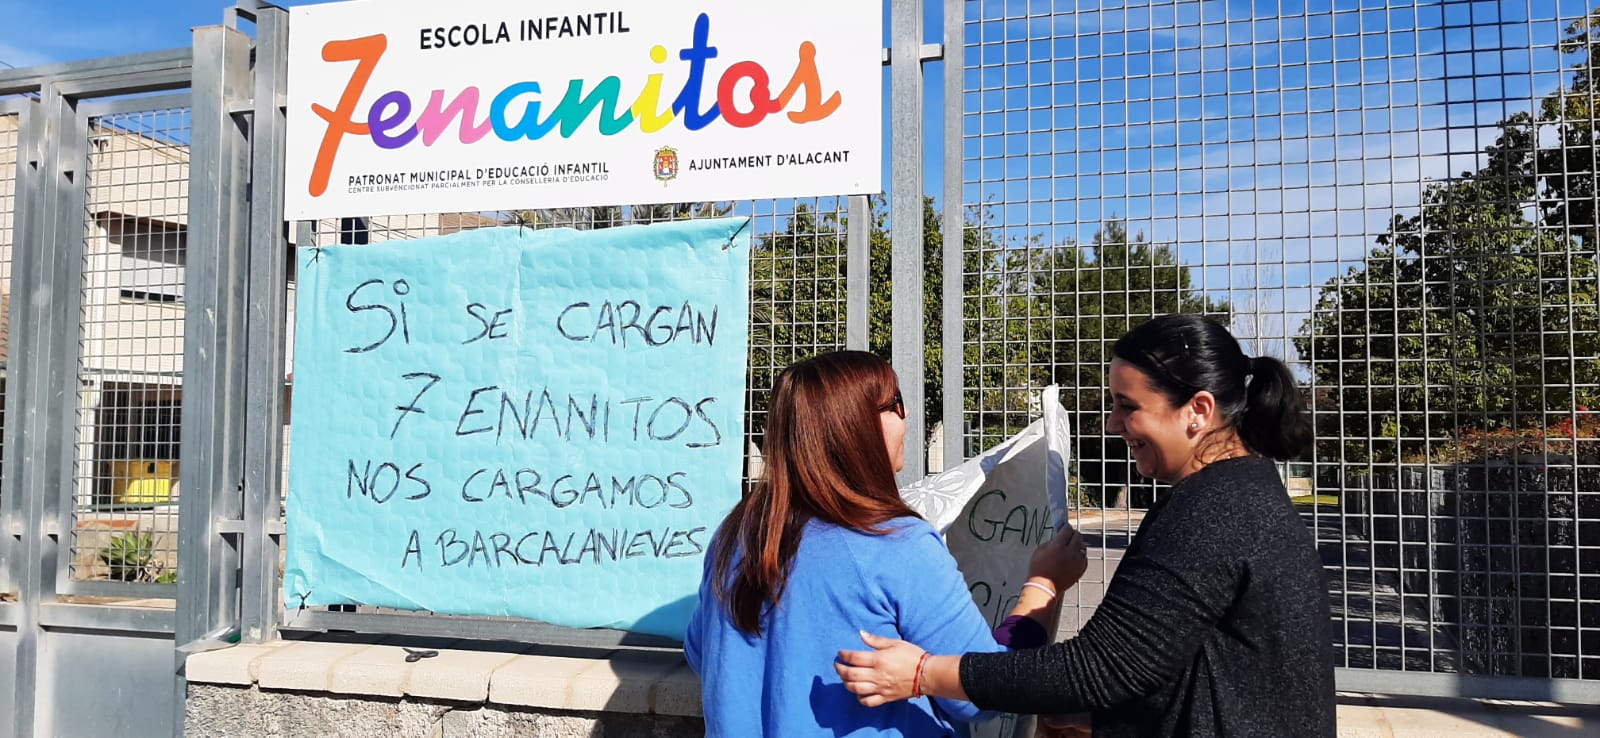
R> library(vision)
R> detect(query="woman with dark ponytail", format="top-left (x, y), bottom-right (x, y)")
top-left (837, 315), bottom-right (1335, 737)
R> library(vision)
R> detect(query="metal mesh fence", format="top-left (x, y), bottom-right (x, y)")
top-left (69, 106), bottom-right (192, 587)
top-left (962, 0), bottom-right (1599, 679)
top-left (0, 108), bottom-right (17, 595)
top-left (281, 198), bottom-right (853, 619)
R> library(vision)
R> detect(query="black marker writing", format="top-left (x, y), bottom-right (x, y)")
top-left (420, 525), bottom-right (708, 569)
top-left (463, 303), bottom-right (514, 344)
top-left (347, 459), bottom-right (432, 504)
top-left (556, 299), bottom-right (719, 347)
top-left (391, 372), bottom-right (442, 438)
top-left (344, 278), bottom-right (413, 353)
top-left (965, 489), bottom-right (1055, 545)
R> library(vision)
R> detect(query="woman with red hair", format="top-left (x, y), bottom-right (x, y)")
top-left (685, 350), bottom-right (1086, 737)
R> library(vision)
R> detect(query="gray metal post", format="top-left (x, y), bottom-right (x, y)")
top-left (940, 0), bottom-right (965, 469)
top-left (846, 195), bottom-right (871, 351)
top-left (44, 84), bottom-right (91, 617)
top-left (173, 23), bottom-right (253, 725)
top-left (890, 0), bottom-right (926, 483)
top-left (3, 87), bottom-right (47, 738)
top-left (7, 81), bottom-right (89, 738)
top-left (0, 95), bottom-right (31, 605)
top-left (238, 3), bottom-right (291, 645)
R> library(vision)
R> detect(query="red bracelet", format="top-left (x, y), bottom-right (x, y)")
top-left (912, 652), bottom-right (931, 699)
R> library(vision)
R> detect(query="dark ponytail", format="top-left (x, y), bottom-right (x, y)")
top-left (1239, 355), bottom-right (1312, 461)
top-left (1113, 314), bottom-right (1311, 461)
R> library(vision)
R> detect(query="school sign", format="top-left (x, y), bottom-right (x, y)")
top-left (284, 0), bottom-right (882, 218)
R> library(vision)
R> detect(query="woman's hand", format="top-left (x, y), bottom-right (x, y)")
top-left (1029, 525), bottom-right (1090, 592)
top-left (834, 631), bottom-right (928, 706)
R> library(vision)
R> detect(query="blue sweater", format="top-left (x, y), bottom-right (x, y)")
top-left (685, 517), bottom-right (1004, 737)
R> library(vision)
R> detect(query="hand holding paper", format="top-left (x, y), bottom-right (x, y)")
top-left (1028, 525), bottom-right (1090, 593)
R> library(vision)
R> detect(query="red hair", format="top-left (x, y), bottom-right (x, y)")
top-left (709, 350), bottom-right (919, 635)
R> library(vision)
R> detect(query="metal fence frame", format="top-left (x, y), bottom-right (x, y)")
top-left (0, 3), bottom-right (1598, 735)
top-left (0, 93), bottom-right (30, 600)
top-left (0, 43), bottom-right (198, 738)
top-left (257, 3), bottom-right (896, 649)
top-left (943, 0), bottom-right (1598, 706)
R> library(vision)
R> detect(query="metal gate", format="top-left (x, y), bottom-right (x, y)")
top-left (3, 1), bottom-right (1600, 736)
top-left (0, 4), bottom-right (264, 734)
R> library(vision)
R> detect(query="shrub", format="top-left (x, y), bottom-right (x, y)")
top-left (1422, 411), bottom-right (1600, 464)
top-left (97, 531), bottom-right (171, 583)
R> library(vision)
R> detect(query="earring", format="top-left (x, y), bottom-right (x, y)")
top-left (1188, 421), bottom-right (1199, 431)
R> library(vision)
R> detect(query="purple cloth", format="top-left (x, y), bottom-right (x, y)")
top-left (993, 614), bottom-right (1049, 649)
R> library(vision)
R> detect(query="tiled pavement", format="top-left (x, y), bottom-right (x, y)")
top-left (1335, 694), bottom-right (1596, 737)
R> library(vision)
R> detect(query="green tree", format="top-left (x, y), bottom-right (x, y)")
top-left (1028, 219), bottom-right (1232, 424)
top-left (980, 221), bottom-right (1232, 503)
top-left (629, 202), bottom-right (733, 224)
top-left (1538, 10), bottom-right (1600, 245)
top-left (1295, 119), bottom-right (1600, 463)
top-left (751, 196), bottom-right (998, 435)
top-left (506, 205), bottom-right (626, 230)
top-left (751, 204), bottom-right (1229, 462)
top-left (504, 202), bottom-right (731, 230)
top-left (749, 202), bottom-right (850, 415)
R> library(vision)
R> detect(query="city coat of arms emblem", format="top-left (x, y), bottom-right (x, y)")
top-left (653, 146), bottom-right (679, 182)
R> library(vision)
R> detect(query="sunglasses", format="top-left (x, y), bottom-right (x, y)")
top-left (880, 390), bottom-right (906, 419)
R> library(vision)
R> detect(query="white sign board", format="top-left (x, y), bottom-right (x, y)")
top-left (284, 0), bottom-right (882, 219)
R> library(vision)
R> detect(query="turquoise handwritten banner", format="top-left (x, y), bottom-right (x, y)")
top-left (285, 217), bottom-right (751, 639)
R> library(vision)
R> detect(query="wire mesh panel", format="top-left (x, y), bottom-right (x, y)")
top-left (280, 197), bottom-right (854, 626)
top-left (961, 0), bottom-right (1599, 681)
top-left (0, 105), bottom-right (19, 595)
top-left (68, 104), bottom-right (192, 590)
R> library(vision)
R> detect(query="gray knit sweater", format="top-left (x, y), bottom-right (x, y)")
top-left (959, 456), bottom-right (1335, 737)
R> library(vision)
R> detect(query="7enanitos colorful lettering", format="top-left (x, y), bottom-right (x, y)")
top-left (307, 13), bottom-right (844, 197)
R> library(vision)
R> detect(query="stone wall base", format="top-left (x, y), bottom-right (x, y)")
top-left (186, 684), bottom-right (704, 738)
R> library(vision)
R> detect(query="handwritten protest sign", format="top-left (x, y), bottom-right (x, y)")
top-left (901, 387), bottom-right (1071, 738)
top-left (285, 218), bottom-right (750, 639)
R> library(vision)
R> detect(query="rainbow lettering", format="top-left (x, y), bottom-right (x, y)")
top-left (308, 13), bottom-right (843, 197)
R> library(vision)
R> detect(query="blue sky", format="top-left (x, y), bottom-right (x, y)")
top-left (0, 0), bottom-right (239, 68)
top-left (957, 0), bottom-right (1588, 360)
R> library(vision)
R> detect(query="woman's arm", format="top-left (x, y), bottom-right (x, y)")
top-left (841, 499), bottom-right (1241, 715)
top-left (865, 523), bottom-right (1019, 723)
top-left (837, 526), bottom-right (1088, 703)
top-left (1008, 577), bottom-right (1060, 624)
top-left (999, 525), bottom-right (1088, 645)
top-left (836, 633), bottom-right (966, 705)
top-left (989, 578), bottom-right (1057, 649)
